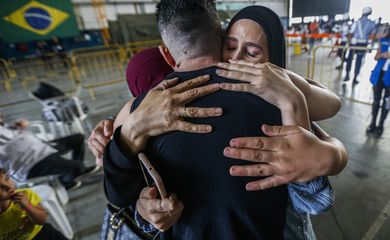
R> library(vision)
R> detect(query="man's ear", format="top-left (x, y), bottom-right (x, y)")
top-left (159, 45), bottom-right (176, 68)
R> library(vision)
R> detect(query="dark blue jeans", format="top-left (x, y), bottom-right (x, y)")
top-left (371, 71), bottom-right (390, 127)
top-left (345, 43), bottom-right (368, 79)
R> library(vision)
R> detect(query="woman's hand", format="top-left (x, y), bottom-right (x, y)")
top-left (120, 75), bottom-right (222, 153)
top-left (217, 59), bottom-right (341, 121)
top-left (136, 187), bottom-right (184, 232)
top-left (223, 124), bottom-right (345, 191)
top-left (217, 60), bottom-right (301, 111)
top-left (217, 60), bottom-right (310, 129)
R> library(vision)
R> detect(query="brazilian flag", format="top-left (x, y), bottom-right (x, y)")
top-left (0, 0), bottom-right (78, 43)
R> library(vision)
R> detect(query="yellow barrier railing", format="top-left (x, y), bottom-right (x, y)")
top-left (286, 43), bottom-right (311, 79)
top-left (310, 44), bottom-right (378, 105)
top-left (10, 53), bottom-right (77, 93)
top-left (125, 39), bottom-right (162, 57)
top-left (69, 39), bottom-right (161, 99)
top-left (71, 48), bottom-right (126, 99)
top-left (0, 58), bottom-right (14, 91)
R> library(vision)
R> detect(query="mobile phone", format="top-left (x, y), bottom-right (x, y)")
top-left (138, 153), bottom-right (168, 199)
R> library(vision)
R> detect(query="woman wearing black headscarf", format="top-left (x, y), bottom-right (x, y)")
top-left (216, 6), bottom-right (340, 240)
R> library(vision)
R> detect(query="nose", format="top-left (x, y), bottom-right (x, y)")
top-left (231, 48), bottom-right (242, 61)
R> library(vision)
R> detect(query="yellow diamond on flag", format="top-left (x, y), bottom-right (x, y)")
top-left (3, 1), bottom-right (69, 36)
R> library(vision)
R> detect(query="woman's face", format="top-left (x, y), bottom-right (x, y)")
top-left (222, 19), bottom-right (269, 64)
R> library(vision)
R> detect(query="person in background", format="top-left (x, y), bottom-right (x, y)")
top-left (336, 15), bottom-right (352, 70)
top-left (0, 168), bottom-right (66, 240)
top-left (51, 37), bottom-right (68, 68)
top-left (0, 116), bottom-right (99, 189)
top-left (35, 41), bottom-right (53, 69)
top-left (367, 25), bottom-right (390, 137)
top-left (308, 20), bottom-right (319, 52)
top-left (344, 7), bottom-right (377, 84)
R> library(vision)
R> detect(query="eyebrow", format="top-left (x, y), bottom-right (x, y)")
top-left (225, 36), bottom-right (263, 50)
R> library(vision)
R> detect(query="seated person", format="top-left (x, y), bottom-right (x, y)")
top-left (0, 168), bottom-right (66, 240)
top-left (0, 116), bottom-right (99, 189)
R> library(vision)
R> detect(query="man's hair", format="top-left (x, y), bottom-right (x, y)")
top-left (156, 0), bottom-right (222, 62)
top-left (0, 168), bottom-right (6, 175)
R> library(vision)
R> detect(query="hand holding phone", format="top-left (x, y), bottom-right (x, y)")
top-left (138, 153), bottom-right (168, 199)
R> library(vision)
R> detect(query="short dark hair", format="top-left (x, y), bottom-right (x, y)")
top-left (156, 0), bottom-right (222, 61)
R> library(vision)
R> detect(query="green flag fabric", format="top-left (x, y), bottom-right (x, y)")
top-left (0, 0), bottom-right (79, 43)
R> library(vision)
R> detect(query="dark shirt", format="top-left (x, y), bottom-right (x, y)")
top-left (104, 66), bottom-right (287, 240)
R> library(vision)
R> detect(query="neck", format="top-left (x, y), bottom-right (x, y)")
top-left (0, 200), bottom-right (11, 214)
top-left (175, 55), bottom-right (220, 72)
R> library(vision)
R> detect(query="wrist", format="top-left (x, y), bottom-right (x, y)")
top-left (280, 91), bottom-right (310, 129)
top-left (120, 115), bottom-right (148, 154)
top-left (21, 202), bottom-right (32, 211)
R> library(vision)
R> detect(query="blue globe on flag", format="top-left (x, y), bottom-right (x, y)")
top-left (24, 7), bottom-right (52, 30)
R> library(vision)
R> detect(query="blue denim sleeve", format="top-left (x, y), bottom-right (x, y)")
top-left (288, 176), bottom-right (334, 215)
top-left (129, 205), bottom-right (157, 233)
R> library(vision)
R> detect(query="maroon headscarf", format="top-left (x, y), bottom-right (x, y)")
top-left (126, 47), bottom-right (173, 97)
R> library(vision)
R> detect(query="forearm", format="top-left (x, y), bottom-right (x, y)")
top-left (287, 71), bottom-right (341, 121)
top-left (103, 127), bottom-right (146, 207)
top-left (24, 204), bottom-right (47, 225)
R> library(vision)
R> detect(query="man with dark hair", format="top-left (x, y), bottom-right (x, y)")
top-left (103, 1), bottom-right (309, 239)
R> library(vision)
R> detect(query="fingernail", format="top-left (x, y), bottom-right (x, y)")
top-left (224, 147), bottom-right (231, 155)
top-left (216, 69), bottom-right (223, 75)
top-left (203, 75), bottom-right (210, 79)
top-left (217, 62), bottom-right (224, 67)
top-left (215, 108), bottom-right (222, 114)
top-left (213, 83), bottom-right (220, 89)
top-left (220, 83), bottom-right (226, 88)
top-left (206, 126), bottom-right (212, 132)
top-left (230, 139), bottom-right (237, 146)
top-left (246, 184), bottom-right (256, 191)
top-left (262, 124), bottom-right (270, 132)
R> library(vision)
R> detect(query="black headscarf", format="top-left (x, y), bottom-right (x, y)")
top-left (227, 5), bottom-right (286, 69)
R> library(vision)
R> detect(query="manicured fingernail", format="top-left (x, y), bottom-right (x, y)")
top-left (230, 139), bottom-right (237, 146)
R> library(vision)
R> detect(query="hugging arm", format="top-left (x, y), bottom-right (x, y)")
top-left (217, 60), bottom-right (347, 189)
top-left (217, 60), bottom-right (341, 122)
top-left (103, 75), bottom-right (222, 229)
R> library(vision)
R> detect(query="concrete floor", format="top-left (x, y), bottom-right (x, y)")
top-left (1, 43), bottom-right (390, 239)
